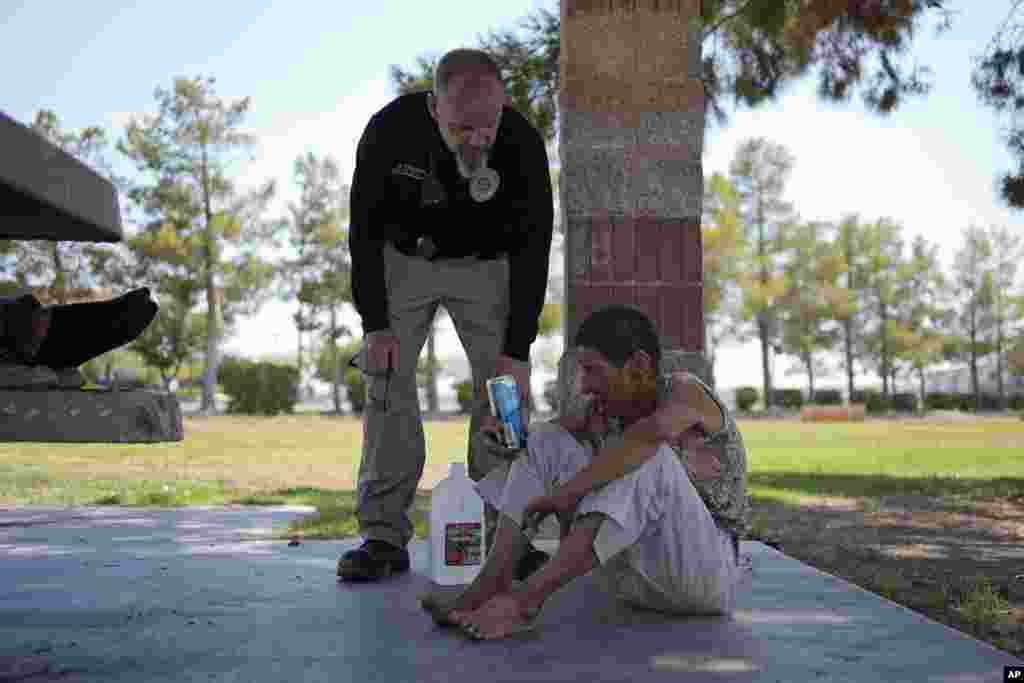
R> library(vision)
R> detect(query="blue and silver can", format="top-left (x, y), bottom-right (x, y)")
top-left (486, 375), bottom-right (526, 449)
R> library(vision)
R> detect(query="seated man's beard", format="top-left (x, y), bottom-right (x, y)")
top-left (455, 144), bottom-right (489, 178)
top-left (611, 369), bottom-right (658, 406)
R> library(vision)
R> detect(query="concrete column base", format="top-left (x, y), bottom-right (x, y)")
top-left (0, 389), bottom-right (183, 443)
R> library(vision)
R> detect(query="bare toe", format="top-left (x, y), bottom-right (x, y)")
top-left (458, 594), bottom-right (539, 641)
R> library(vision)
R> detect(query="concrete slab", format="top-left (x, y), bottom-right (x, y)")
top-left (0, 110), bottom-right (122, 242)
top-left (0, 506), bottom-right (1018, 682)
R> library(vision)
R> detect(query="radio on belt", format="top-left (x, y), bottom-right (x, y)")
top-left (485, 375), bottom-right (526, 449)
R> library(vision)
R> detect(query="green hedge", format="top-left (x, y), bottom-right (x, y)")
top-left (850, 389), bottom-right (890, 414)
top-left (454, 379), bottom-right (474, 414)
top-left (813, 389), bottom-right (842, 406)
top-left (979, 393), bottom-right (1003, 412)
top-left (771, 388), bottom-right (804, 410)
top-left (891, 392), bottom-right (918, 413)
top-left (218, 356), bottom-right (299, 416)
top-left (735, 386), bottom-right (759, 412)
top-left (343, 367), bottom-right (366, 414)
top-left (922, 392), bottom-right (1010, 412)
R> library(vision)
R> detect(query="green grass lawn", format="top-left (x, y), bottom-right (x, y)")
top-left (740, 419), bottom-right (1024, 504)
top-left (1, 414), bottom-right (1021, 540)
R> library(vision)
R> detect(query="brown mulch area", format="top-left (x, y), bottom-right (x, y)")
top-left (748, 493), bottom-right (1024, 657)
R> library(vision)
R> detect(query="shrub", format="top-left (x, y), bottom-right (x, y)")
top-left (771, 388), bottom-right (804, 410)
top-left (891, 392), bottom-right (918, 413)
top-left (852, 389), bottom-right (888, 414)
top-left (454, 379), bottom-right (475, 415)
top-left (735, 386), bottom-right (759, 412)
top-left (1009, 395), bottom-right (1024, 411)
top-left (979, 393), bottom-right (1003, 412)
top-left (343, 367), bottom-right (366, 414)
top-left (813, 389), bottom-right (843, 406)
top-left (925, 392), bottom-right (954, 411)
top-left (868, 393), bottom-right (891, 414)
top-left (218, 356), bottom-right (299, 416)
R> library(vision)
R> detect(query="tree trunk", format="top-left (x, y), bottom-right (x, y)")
top-left (759, 316), bottom-right (772, 409)
top-left (878, 298), bottom-right (890, 399)
top-left (841, 223), bottom-right (858, 405)
top-left (918, 366), bottom-right (926, 414)
top-left (706, 339), bottom-right (717, 389)
top-left (330, 306), bottom-right (342, 414)
top-left (969, 304), bottom-right (980, 412)
top-left (757, 196), bottom-right (772, 409)
top-left (199, 145), bottom-right (220, 415)
top-left (51, 243), bottom-right (67, 305)
top-left (843, 318), bottom-right (856, 402)
top-left (805, 351), bottom-right (815, 403)
top-left (201, 278), bottom-right (220, 413)
top-left (996, 322), bottom-right (1006, 411)
top-left (426, 317), bottom-right (439, 414)
top-left (296, 306), bottom-right (304, 399)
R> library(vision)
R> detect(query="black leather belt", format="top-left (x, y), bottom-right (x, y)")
top-left (391, 238), bottom-right (505, 262)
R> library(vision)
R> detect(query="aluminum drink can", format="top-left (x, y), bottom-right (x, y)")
top-left (485, 375), bottom-right (526, 449)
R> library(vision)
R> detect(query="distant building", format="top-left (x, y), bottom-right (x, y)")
top-left (922, 353), bottom-right (1024, 396)
top-left (717, 351), bottom-right (1024, 410)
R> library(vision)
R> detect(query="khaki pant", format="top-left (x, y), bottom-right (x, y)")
top-left (476, 422), bottom-right (740, 616)
top-left (356, 243), bottom-right (511, 548)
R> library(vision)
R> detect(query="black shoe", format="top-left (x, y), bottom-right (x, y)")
top-left (515, 546), bottom-right (550, 582)
top-left (337, 539), bottom-right (410, 581)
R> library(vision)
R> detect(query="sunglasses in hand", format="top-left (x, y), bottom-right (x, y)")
top-left (347, 354), bottom-right (392, 412)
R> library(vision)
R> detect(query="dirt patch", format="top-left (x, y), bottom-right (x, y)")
top-left (749, 493), bottom-right (1024, 656)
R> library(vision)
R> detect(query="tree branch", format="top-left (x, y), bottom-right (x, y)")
top-left (987, 0), bottom-right (1024, 51)
top-left (702, 0), bottom-right (758, 42)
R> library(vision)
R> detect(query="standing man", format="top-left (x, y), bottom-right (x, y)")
top-left (338, 49), bottom-right (554, 582)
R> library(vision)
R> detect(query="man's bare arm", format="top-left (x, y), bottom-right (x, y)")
top-left (559, 373), bottom-right (723, 502)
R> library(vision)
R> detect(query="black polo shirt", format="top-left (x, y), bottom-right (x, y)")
top-left (348, 91), bottom-right (554, 362)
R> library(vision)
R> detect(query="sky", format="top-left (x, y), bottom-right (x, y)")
top-left (3, 1), bottom-right (1021, 398)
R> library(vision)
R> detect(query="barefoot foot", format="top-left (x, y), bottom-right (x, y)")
top-left (456, 593), bottom-right (541, 641)
top-left (419, 584), bottom-right (500, 628)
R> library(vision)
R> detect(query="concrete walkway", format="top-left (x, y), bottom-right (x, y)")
top-left (1, 506), bottom-right (1019, 682)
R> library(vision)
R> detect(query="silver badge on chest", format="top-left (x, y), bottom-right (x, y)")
top-left (469, 167), bottom-right (500, 203)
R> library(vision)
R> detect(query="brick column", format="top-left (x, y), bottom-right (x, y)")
top-left (556, 0), bottom-right (707, 405)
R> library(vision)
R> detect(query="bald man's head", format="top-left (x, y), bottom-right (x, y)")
top-left (429, 49), bottom-right (506, 178)
top-left (433, 48), bottom-right (502, 99)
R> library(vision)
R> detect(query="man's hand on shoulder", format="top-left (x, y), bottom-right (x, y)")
top-left (660, 373), bottom-right (725, 483)
top-left (662, 372), bottom-right (724, 437)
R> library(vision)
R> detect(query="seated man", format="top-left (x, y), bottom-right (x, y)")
top-left (420, 304), bottom-right (749, 640)
top-left (0, 287), bottom-right (158, 387)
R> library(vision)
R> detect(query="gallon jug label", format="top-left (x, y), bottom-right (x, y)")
top-left (445, 522), bottom-right (482, 566)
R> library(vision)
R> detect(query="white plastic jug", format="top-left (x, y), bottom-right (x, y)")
top-left (429, 462), bottom-right (486, 585)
